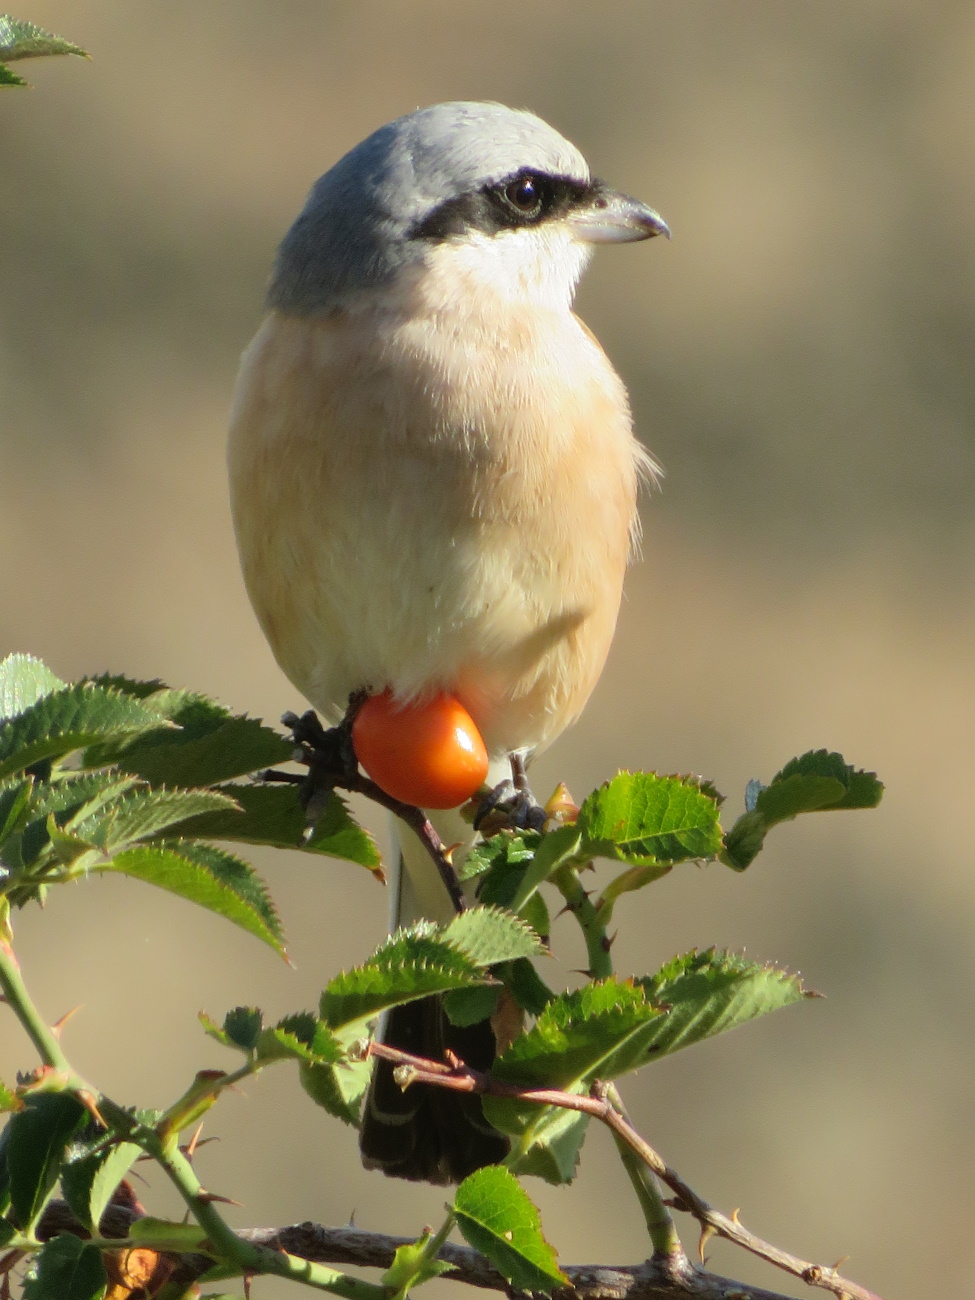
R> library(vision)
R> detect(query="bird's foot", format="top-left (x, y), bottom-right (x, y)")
top-left (473, 752), bottom-right (546, 834)
top-left (273, 696), bottom-right (364, 828)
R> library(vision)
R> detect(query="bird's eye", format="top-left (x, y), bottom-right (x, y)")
top-left (504, 174), bottom-right (543, 215)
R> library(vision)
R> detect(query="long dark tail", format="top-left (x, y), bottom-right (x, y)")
top-left (359, 996), bottom-right (510, 1184)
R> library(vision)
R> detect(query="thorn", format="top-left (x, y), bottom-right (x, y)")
top-left (178, 1136), bottom-right (218, 1160)
top-left (444, 1049), bottom-right (462, 1069)
top-left (78, 1091), bottom-right (106, 1128)
top-left (348, 1208), bottom-right (356, 1227)
top-left (697, 1222), bottom-right (717, 1264)
top-left (831, 1254), bottom-right (850, 1271)
top-left (196, 1190), bottom-right (243, 1207)
top-left (601, 931), bottom-right (616, 951)
top-left (50, 1005), bottom-right (83, 1039)
top-left (730, 1206), bottom-right (742, 1225)
top-left (186, 1121), bottom-right (205, 1160)
top-left (443, 841), bottom-right (463, 864)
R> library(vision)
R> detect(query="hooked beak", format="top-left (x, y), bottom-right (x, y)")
top-left (568, 183), bottom-right (670, 244)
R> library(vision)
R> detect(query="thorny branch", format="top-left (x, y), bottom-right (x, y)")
top-left (36, 1201), bottom-right (853, 1300)
top-left (367, 1041), bottom-right (886, 1300)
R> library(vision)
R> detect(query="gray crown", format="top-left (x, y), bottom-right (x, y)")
top-left (268, 101), bottom-right (590, 316)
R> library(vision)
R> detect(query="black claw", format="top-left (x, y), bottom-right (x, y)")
top-left (472, 779), bottom-right (517, 831)
top-left (273, 700), bottom-right (364, 830)
top-left (473, 766), bottom-right (546, 834)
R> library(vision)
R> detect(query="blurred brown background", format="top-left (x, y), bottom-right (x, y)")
top-left (3, 4), bottom-right (973, 1297)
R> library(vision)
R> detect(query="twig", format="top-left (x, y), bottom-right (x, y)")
top-left (132, 1122), bottom-right (386, 1299)
top-left (0, 939), bottom-right (77, 1077)
top-left (269, 710), bottom-right (467, 913)
top-left (352, 773), bottom-right (467, 914)
top-left (35, 1201), bottom-right (835, 1300)
top-left (550, 863), bottom-right (612, 979)
top-left (0, 939), bottom-right (103, 1122)
top-left (596, 1083), bottom-right (682, 1263)
top-left (369, 1043), bottom-right (886, 1300)
top-left (0, 938), bottom-right (383, 1299)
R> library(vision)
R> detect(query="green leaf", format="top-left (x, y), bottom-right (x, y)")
top-left (61, 1140), bottom-right (141, 1234)
top-left (771, 750), bottom-right (884, 811)
top-left (443, 984), bottom-right (502, 1028)
top-left (81, 674), bottom-right (166, 700)
top-left (635, 949), bottom-right (812, 1057)
top-left (199, 1011), bottom-right (232, 1048)
top-left (501, 958), bottom-right (554, 1018)
top-left (493, 980), bottom-right (663, 1091)
top-left (0, 17), bottom-right (88, 62)
top-left (506, 1106), bottom-right (589, 1186)
top-left (321, 925), bottom-right (489, 1033)
top-left (7, 1094), bottom-right (88, 1230)
top-left (222, 1006), bottom-right (264, 1052)
top-left (0, 778), bottom-right (33, 848)
top-left (718, 810), bottom-right (767, 873)
top-left (0, 684), bottom-right (172, 782)
top-left (83, 687), bottom-right (292, 787)
top-left (32, 772), bottom-right (141, 823)
top-left (44, 818), bottom-right (99, 870)
top-left (595, 863), bottom-right (673, 923)
top-left (22, 1233), bottom-right (105, 1300)
top-left (0, 1081), bottom-right (22, 1113)
top-left (102, 841), bottom-right (285, 955)
top-left (484, 980), bottom-right (663, 1142)
top-left (518, 890), bottom-right (550, 942)
top-left (72, 787), bottom-right (240, 853)
top-left (0, 656), bottom-right (65, 720)
top-left (722, 750), bottom-right (884, 870)
top-left (0, 62), bottom-right (26, 86)
top-left (256, 1013), bottom-right (343, 1064)
top-left (468, 825), bottom-right (582, 923)
top-left (578, 772), bottom-right (722, 867)
top-left (454, 1166), bottom-right (566, 1294)
top-left (382, 1234), bottom-right (454, 1294)
top-left (509, 824), bottom-right (585, 912)
top-left (171, 781), bottom-right (381, 871)
top-left (458, 831), bottom-right (539, 883)
top-left (299, 1057), bottom-right (372, 1126)
top-left (442, 907), bottom-right (546, 966)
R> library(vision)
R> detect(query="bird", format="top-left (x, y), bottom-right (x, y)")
top-left (227, 101), bottom-right (668, 1183)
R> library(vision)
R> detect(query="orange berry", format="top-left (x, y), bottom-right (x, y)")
top-left (352, 690), bottom-right (490, 809)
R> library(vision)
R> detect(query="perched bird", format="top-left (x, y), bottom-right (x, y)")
top-left (228, 101), bottom-right (668, 1183)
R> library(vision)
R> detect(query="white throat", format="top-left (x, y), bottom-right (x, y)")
top-left (420, 224), bottom-right (592, 316)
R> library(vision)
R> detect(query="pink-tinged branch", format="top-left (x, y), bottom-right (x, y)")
top-left (368, 1041), bottom-right (887, 1300)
